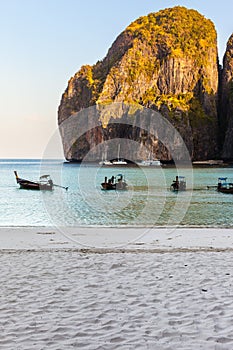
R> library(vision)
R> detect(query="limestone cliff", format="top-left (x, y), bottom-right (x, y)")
top-left (58, 6), bottom-right (219, 161)
top-left (221, 34), bottom-right (233, 159)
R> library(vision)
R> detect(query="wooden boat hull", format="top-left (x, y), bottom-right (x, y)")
top-left (218, 187), bottom-right (233, 194)
top-left (101, 174), bottom-right (128, 191)
top-left (170, 176), bottom-right (186, 191)
top-left (170, 184), bottom-right (186, 191)
top-left (18, 182), bottom-right (53, 191)
top-left (19, 181), bottom-right (40, 190)
top-left (217, 178), bottom-right (233, 194)
top-left (101, 182), bottom-right (128, 190)
top-left (101, 183), bottom-right (116, 190)
top-left (14, 171), bottom-right (53, 191)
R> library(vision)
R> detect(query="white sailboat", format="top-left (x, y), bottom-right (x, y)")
top-left (99, 159), bottom-right (113, 166)
top-left (139, 159), bottom-right (161, 166)
top-left (136, 151), bottom-right (161, 167)
top-left (112, 145), bottom-right (127, 165)
top-left (99, 148), bottom-right (112, 166)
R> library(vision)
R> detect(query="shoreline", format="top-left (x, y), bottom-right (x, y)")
top-left (0, 226), bottom-right (233, 251)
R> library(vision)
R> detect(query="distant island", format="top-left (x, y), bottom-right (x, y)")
top-left (58, 6), bottom-right (233, 162)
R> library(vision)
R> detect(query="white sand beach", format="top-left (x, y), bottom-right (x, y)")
top-left (1, 227), bottom-right (233, 349)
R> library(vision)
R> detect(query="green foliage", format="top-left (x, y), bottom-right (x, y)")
top-left (188, 97), bottom-right (214, 127)
top-left (126, 6), bottom-right (217, 63)
top-left (75, 6), bottom-right (217, 104)
top-left (141, 87), bottom-right (159, 106)
top-left (64, 6), bottom-right (217, 124)
top-left (141, 91), bottom-right (193, 112)
top-left (125, 42), bottom-right (158, 84)
top-left (156, 93), bottom-right (193, 111)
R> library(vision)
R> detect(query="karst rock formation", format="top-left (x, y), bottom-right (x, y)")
top-left (58, 6), bottom-right (233, 162)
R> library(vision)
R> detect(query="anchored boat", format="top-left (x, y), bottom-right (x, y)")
top-left (217, 177), bottom-right (233, 194)
top-left (14, 171), bottom-right (68, 191)
top-left (112, 145), bottom-right (127, 165)
top-left (136, 159), bottom-right (161, 167)
top-left (14, 171), bottom-right (54, 191)
top-left (101, 174), bottom-right (128, 190)
top-left (170, 176), bottom-right (186, 191)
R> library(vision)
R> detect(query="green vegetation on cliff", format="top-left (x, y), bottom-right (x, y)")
top-left (58, 6), bottom-right (219, 160)
top-left (61, 6), bottom-right (217, 113)
top-left (127, 7), bottom-right (216, 61)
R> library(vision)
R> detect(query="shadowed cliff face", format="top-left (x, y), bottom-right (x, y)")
top-left (58, 6), bottom-right (219, 162)
top-left (221, 34), bottom-right (233, 159)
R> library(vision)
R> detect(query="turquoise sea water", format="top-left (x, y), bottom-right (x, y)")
top-left (1, 159), bottom-right (233, 227)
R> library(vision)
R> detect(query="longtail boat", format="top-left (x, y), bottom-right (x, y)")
top-left (101, 174), bottom-right (128, 190)
top-left (14, 171), bottom-right (54, 191)
top-left (170, 176), bottom-right (186, 191)
top-left (217, 177), bottom-right (233, 194)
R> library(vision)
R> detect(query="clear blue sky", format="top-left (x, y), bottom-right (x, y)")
top-left (0, 0), bottom-right (232, 158)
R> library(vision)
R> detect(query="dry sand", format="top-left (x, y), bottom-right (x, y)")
top-left (0, 227), bottom-right (233, 349)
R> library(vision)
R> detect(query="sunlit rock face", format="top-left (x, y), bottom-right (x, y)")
top-left (221, 34), bottom-right (233, 160)
top-left (58, 6), bottom-right (219, 162)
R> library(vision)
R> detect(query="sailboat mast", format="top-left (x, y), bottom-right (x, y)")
top-left (118, 144), bottom-right (120, 161)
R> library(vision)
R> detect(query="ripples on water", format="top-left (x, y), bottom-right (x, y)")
top-left (0, 159), bottom-right (233, 227)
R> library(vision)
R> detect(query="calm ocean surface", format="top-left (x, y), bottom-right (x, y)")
top-left (1, 159), bottom-right (233, 227)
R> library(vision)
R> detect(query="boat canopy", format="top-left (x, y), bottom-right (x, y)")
top-left (40, 175), bottom-right (51, 179)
